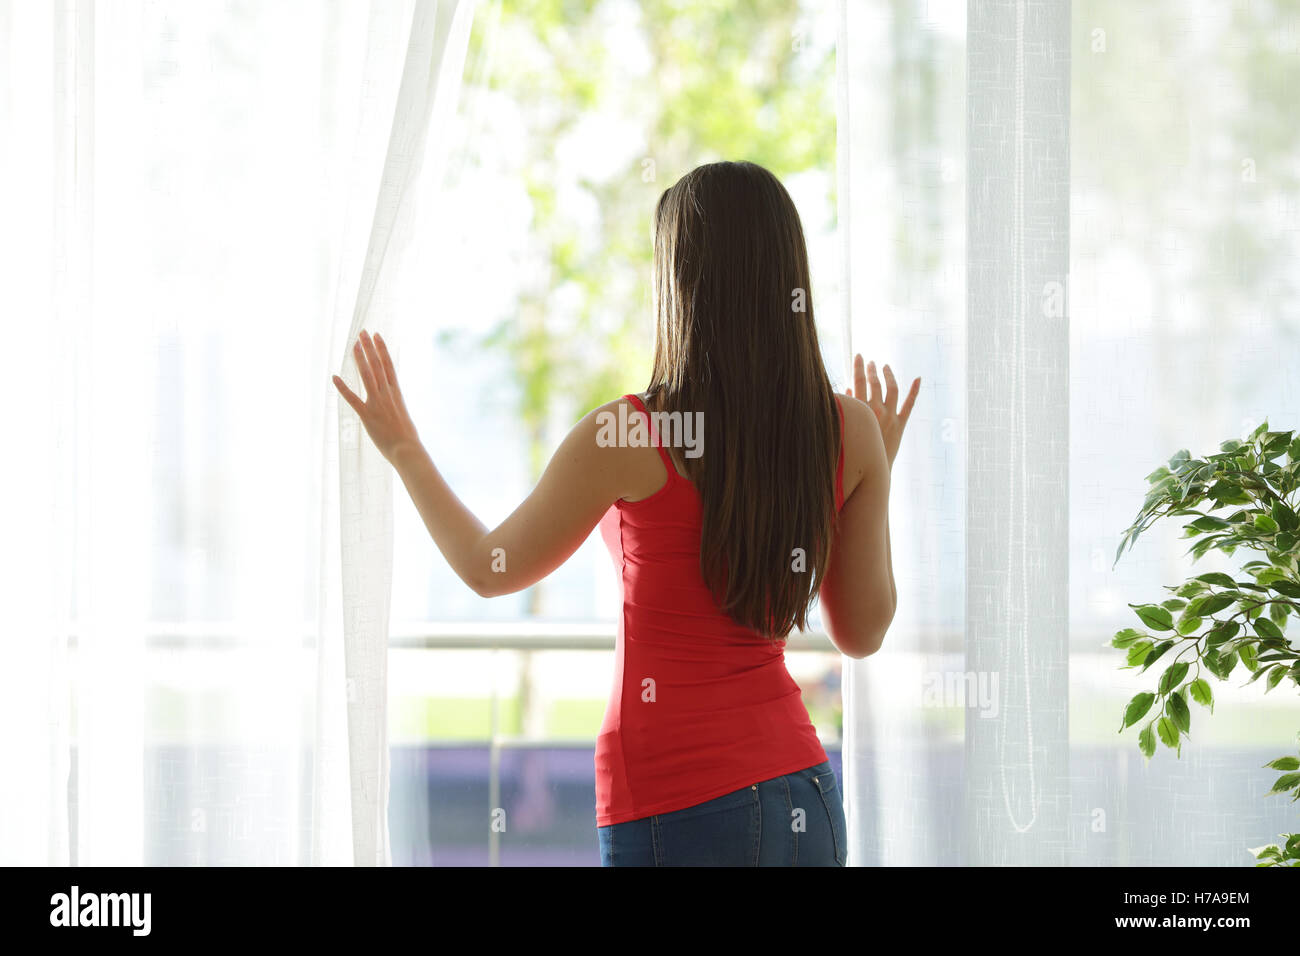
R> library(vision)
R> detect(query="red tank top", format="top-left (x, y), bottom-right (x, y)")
top-left (594, 392), bottom-right (846, 826)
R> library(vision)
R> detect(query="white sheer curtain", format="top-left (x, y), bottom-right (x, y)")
top-left (837, 0), bottom-right (973, 867)
top-left (838, 0), bottom-right (1300, 866)
top-left (0, 0), bottom-right (472, 866)
top-left (324, 0), bottom-right (474, 870)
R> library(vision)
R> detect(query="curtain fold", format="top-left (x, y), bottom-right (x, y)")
top-left (964, 0), bottom-right (1070, 865)
top-left (323, 0), bottom-right (474, 867)
top-left (836, 0), bottom-right (970, 867)
top-left (0, 0), bottom-right (473, 867)
top-left (836, 0), bottom-right (1072, 866)
top-left (837, 0), bottom-right (1300, 867)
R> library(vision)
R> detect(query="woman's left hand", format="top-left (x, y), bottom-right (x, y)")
top-left (845, 353), bottom-right (919, 469)
top-left (332, 329), bottom-right (422, 463)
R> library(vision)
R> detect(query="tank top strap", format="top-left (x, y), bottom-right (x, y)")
top-left (834, 394), bottom-right (846, 512)
top-left (624, 393), bottom-right (679, 481)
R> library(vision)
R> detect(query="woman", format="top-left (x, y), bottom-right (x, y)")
top-left (333, 160), bottom-right (919, 866)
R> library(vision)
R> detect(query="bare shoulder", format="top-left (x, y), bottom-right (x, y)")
top-left (837, 395), bottom-right (887, 502)
top-left (567, 396), bottom-right (638, 455)
top-left (566, 395), bottom-right (667, 502)
top-left (581, 396), bottom-right (642, 446)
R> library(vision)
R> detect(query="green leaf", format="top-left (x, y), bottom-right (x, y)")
top-left (1239, 643), bottom-right (1260, 672)
top-left (1189, 516), bottom-right (1230, 531)
top-left (1250, 844), bottom-right (1284, 862)
top-left (1267, 773), bottom-right (1300, 796)
top-left (1140, 640), bottom-right (1176, 673)
top-left (1269, 600), bottom-right (1290, 627)
top-left (1220, 439), bottom-right (1244, 454)
top-left (1208, 481), bottom-right (1252, 505)
top-left (1266, 666), bottom-right (1288, 692)
top-left (1195, 572), bottom-right (1238, 588)
top-left (1167, 691), bottom-right (1191, 734)
top-left (1157, 717), bottom-right (1180, 750)
top-left (1264, 756), bottom-right (1300, 771)
top-left (1257, 567), bottom-right (1288, 586)
top-left (1272, 500), bottom-right (1298, 531)
top-left (1110, 628), bottom-right (1145, 649)
top-left (1196, 592), bottom-right (1237, 616)
top-left (1208, 648), bottom-right (1238, 679)
top-left (1158, 661), bottom-right (1190, 695)
top-left (1189, 535), bottom-right (1226, 559)
top-left (1138, 722), bottom-right (1156, 758)
top-left (1205, 620), bottom-right (1240, 647)
top-left (1121, 692), bottom-right (1156, 731)
top-left (1262, 431), bottom-right (1293, 456)
top-left (1126, 640), bottom-right (1154, 667)
top-left (1176, 614), bottom-right (1202, 636)
top-left (1131, 604), bottom-right (1174, 631)
top-left (1189, 678), bottom-right (1214, 711)
top-left (1246, 663), bottom-right (1275, 686)
top-left (1161, 597), bottom-right (1188, 612)
top-left (1260, 644), bottom-right (1300, 657)
top-left (1200, 650), bottom-right (1221, 675)
top-left (1114, 532), bottom-right (1133, 567)
top-left (1145, 477), bottom-right (1177, 504)
top-left (1254, 514), bottom-right (1280, 533)
top-left (1268, 579), bottom-right (1300, 599)
top-left (1255, 617), bottom-right (1285, 641)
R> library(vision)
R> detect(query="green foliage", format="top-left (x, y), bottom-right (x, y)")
top-left (1250, 740), bottom-right (1300, 866)
top-left (461, 0), bottom-right (835, 480)
top-left (1113, 420), bottom-right (1300, 865)
top-left (450, 0), bottom-right (835, 617)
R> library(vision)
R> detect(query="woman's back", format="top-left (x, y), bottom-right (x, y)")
top-left (593, 392), bottom-right (848, 825)
top-left (334, 160), bottom-right (915, 863)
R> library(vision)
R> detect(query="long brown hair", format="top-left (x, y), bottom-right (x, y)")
top-left (645, 161), bottom-right (840, 639)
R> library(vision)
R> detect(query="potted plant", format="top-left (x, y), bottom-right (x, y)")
top-left (1112, 420), bottom-right (1300, 866)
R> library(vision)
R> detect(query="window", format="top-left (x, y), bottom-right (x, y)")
top-left (387, 0), bottom-right (844, 865)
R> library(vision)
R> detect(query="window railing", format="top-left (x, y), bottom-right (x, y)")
top-left (63, 620), bottom-right (845, 652)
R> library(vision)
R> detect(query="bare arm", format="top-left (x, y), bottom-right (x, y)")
top-left (868, 357), bottom-right (915, 610)
top-left (821, 397), bottom-right (896, 658)
top-left (820, 355), bottom-right (918, 658)
top-left (390, 405), bottom-right (631, 597)
top-left (332, 330), bottom-right (635, 598)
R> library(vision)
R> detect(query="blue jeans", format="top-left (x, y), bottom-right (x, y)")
top-left (597, 760), bottom-right (848, 866)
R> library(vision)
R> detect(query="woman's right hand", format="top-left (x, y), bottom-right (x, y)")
top-left (845, 353), bottom-right (919, 467)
